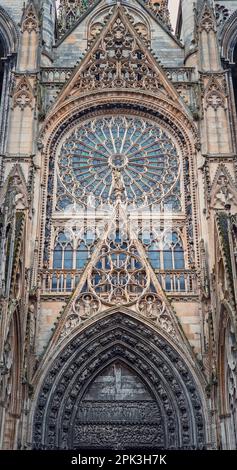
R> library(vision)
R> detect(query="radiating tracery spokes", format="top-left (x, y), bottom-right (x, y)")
top-left (57, 115), bottom-right (181, 208)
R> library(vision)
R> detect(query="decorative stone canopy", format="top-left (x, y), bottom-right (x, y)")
top-left (56, 0), bottom-right (172, 39)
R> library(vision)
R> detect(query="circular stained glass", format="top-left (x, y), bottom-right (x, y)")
top-left (57, 115), bottom-right (180, 207)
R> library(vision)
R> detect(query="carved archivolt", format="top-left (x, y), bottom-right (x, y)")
top-left (215, 3), bottom-right (230, 31)
top-left (32, 313), bottom-right (206, 450)
top-left (218, 311), bottom-right (237, 446)
top-left (220, 10), bottom-right (237, 62)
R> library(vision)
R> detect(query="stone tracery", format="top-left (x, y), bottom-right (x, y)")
top-left (57, 115), bottom-right (181, 209)
top-left (32, 313), bottom-right (206, 450)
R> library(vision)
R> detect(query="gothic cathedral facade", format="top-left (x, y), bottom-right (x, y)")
top-left (0, 0), bottom-right (237, 450)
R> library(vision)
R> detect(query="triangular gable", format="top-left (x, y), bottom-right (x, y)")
top-left (215, 212), bottom-right (235, 305)
top-left (198, 0), bottom-right (216, 32)
top-left (47, 202), bottom-right (191, 353)
top-left (210, 164), bottom-right (237, 210)
top-left (56, 0), bottom-right (182, 48)
top-left (0, 164), bottom-right (28, 210)
top-left (51, 4), bottom-right (186, 111)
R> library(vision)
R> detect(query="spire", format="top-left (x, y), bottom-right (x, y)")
top-left (144, 0), bottom-right (172, 30)
top-left (57, 0), bottom-right (95, 38)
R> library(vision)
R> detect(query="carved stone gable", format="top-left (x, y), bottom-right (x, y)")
top-left (22, 2), bottom-right (39, 33)
top-left (199, 3), bottom-right (216, 33)
top-left (52, 5), bottom-right (179, 110)
top-left (211, 165), bottom-right (237, 210)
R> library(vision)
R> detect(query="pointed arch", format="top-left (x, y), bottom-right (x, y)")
top-left (217, 307), bottom-right (237, 449)
top-left (49, 4), bottom-right (188, 113)
top-left (0, 6), bottom-right (18, 154)
top-left (1, 306), bottom-right (23, 449)
top-left (31, 312), bottom-right (208, 450)
top-left (0, 6), bottom-right (18, 56)
top-left (221, 10), bottom-right (237, 63)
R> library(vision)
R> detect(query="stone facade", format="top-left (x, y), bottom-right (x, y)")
top-left (0, 0), bottom-right (236, 450)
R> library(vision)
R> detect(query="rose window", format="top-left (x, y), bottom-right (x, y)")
top-left (57, 115), bottom-right (180, 208)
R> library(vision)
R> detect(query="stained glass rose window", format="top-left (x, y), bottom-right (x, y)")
top-left (57, 115), bottom-right (180, 208)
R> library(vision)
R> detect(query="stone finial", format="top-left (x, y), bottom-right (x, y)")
top-left (145, 0), bottom-right (172, 30)
top-left (57, 0), bottom-right (95, 38)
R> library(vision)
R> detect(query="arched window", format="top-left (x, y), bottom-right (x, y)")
top-left (52, 231), bottom-right (94, 272)
top-left (52, 231), bottom-right (73, 269)
top-left (163, 232), bottom-right (185, 270)
top-left (147, 231), bottom-right (185, 271)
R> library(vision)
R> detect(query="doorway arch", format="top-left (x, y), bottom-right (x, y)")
top-left (32, 313), bottom-right (207, 449)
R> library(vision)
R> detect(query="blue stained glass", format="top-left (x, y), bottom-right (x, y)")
top-left (66, 274), bottom-right (72, 292)
top-left (148, 242), bottom-right (161, 269)
top-left (64, 245), bottom-right (73, 269)
top-left (165, 274), bottom-right (171, 291)
top-left (163, 247), bottom-right (173, 270)
top-left (76, 243), bottom-right (88, 269)
top-left (180, 274), bottom-right (185, 291)
top-left (58, 115), bottom-right (180, 207)
top-left (174, 245), bottom-right (185, 269)
top-left (53, 244), bottom-right (62, 269)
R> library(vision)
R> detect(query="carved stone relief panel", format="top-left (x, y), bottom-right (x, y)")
top-left (32, 313), bottom-right (206, 450)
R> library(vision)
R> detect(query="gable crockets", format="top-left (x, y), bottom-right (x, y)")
top-left (51, 5), bottom-right (184, 111)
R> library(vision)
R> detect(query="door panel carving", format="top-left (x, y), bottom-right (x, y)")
top-left (72, 363), bottom-right (164, 449)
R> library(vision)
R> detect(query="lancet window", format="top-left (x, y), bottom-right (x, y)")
top-left (52, 230), bottom-right (96, 270)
